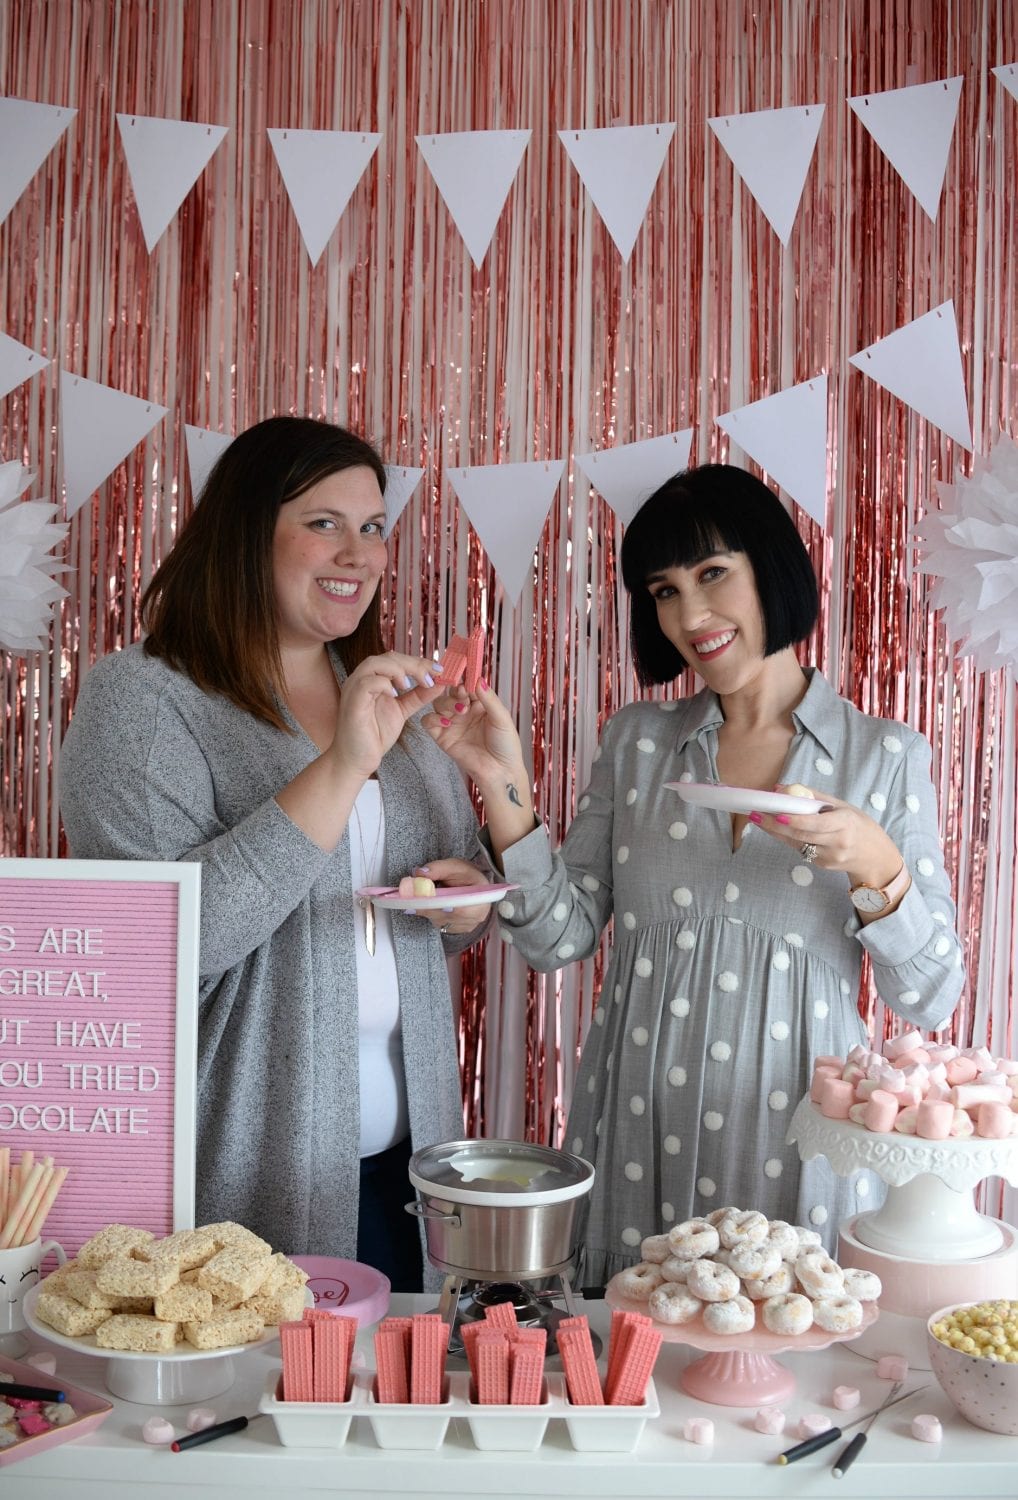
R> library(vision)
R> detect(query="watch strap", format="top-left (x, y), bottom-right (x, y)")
top-left (850, 863), bottom-right (911, 910)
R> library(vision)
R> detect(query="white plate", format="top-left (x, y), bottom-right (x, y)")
top-left (22, 1282), bottom-right (303, 1363)
top-left (664, 782), bottom-right (832, 816)
top-left (357, 882), bottom-right (518, 912)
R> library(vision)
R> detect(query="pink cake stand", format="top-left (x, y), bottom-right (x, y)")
top-left (604, 1281), bottom-right (877, 1407)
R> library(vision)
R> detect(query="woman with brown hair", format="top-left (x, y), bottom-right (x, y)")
top-left (60, 416), bottom-right (489, 1289)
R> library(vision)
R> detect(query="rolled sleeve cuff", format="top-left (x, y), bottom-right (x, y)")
top-left (478, 822), bottom-right (555, 887)
top-left (855, 880), bottom-right (935, 967)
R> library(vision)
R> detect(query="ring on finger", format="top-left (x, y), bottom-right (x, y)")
top-left (439, 924), bottom-right (451, 935)
top-left (799, 841), bottom-right (818, 864)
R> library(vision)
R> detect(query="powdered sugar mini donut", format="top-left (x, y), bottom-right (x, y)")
top-left (668, 1217), bottom-right (721, 1260)
top-left (687, 1258), bottom-right (741, 1302)
top-left (616, 1262), bottom-right (665, 1300)
top-left (640, 1233), bottom-right (673, 1265)
top-left (718, 1209), bottom-right (769, 1249)
top-left (812, 1295), bottom-right (863, 1333)
top-left (842, 1268), bottom-right (882, 1302)
top-left (743, 1263), bottom-right (795, 1300)
top-left (659, 1254), bottom-right (692, 1283)
top-left (648, 1282), bottom-right (703, 1325)
top-left (794, 1226), bottom-right (823, 1250)
top-left (705, 1206), bottom-right (738, 1226)
top-left (762, 1293), bottom-right (814, 1335)
top-left (762, 1220), bottom-right (800, 1259)
top-left (795, 1249), bottom-right (844, 1298)
top-left (703, 1294), bottom-right (756, 1334)
top-left (729, 1241), bottom-right (783, 1281)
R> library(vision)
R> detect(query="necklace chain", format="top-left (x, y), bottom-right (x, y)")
top-left (351, 787), bottom-right (384, 956)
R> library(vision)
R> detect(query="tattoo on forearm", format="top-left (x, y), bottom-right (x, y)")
top-left (506, 782), bottom-right (522, 807)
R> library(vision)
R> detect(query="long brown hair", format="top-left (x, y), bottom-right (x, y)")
top-left (142, 417), bottom-right (387, 729)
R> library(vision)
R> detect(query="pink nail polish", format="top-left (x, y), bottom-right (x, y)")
top-left (479, 678), bottom-right (489, 692)
top-left (439, 717), bottom-right (451, 727)
top-left (776, 814), bottom-right (791, 825)
top-left (454, 701), bottom-right (467, 713)
top-left (748, 811), bottom-right (763, 824)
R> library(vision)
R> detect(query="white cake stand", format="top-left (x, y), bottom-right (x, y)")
top-left (787, 1095), bottom-right (1018, 1261)
top-left (604, 1281), bottom-right (877, 1407)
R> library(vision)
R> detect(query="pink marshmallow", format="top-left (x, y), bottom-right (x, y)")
top-left (883, 1029), bottom-right (923, 1060)
top-left (964, 1045), bottom-right (994, 1069)
top-left (951, 1083), bottom-right (1010, 1110)
top-left (926, 1063), bottom-right (948, 1085)
top-left (854, 1078), bottom-right (882, 1101)
top-left (924, 1081), bottom-right (952, 1102)
top-left (926, 1044), bottom-right (958, 1063)
top-left (811, 1064), bottom-right (843, 1102)
top-left (832, 1385), bottom-right (860, 1410)
top-left (847, 1044), bottom-right (869, 1064)
top-left (916, 1099), bottom-right (954, 1140)
top-left (976, 1101), bottom-right (1014, 1139)
top-left (979, 1071), bottom-right (1008, 1088)
top-left (24, 1352), bottom-right (58, 1375)
top-left (864, 1089), bottom-right (901, 1133)
top-left (815, 1054), bottom-right (845, 1070)
top-left (894, 1105), bottom-right (919, 1134)
top-left (848, 1103), bottom-right (869, 1126)
top-left (950, 1108), bottom-right (975, 1138)
top-left (876, 1067), bottom-right (907, 1092)
top-left (186, 1408), bottom-right (218, 1432)
top-left (911, 1414), bottom-right (942, 1444)
top-left (945, 1057), bottom-right (979, 1086)
top-left (683, 1416), bottom-right (714, 1444)
top-left (819, 1078), bottom-right (856, 1119)
top-left (798, 1413), bottom-right (832, 1439)
top-left (754, 1407), bottom-right (786, 1434)
top-left (996, 1059), bottom-right (1018, 1076)
top-left (876, 1354), bottom-right (909, 1381)
top-left (841, 1064), bottom-right (865, 1086)
top-left (906, 1048), bottom-right (932, 1066)
top-left (142, 1417), bottom-right (176, 1445)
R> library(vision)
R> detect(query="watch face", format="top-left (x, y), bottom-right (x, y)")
top-left (851, 886), bottom-right (888, 913)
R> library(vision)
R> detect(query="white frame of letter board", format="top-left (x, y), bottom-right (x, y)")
top-left (0, 857), bottom-right (201, 1230)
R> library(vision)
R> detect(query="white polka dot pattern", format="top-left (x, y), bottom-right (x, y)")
top-left (814, 1000), bottom-right (829, 1019)
top-left (670, 996), bottom-right (690, 1017)
top-left (815, 757), bottom-right (834, 775)
top-left (572, 1137), bottom-right (583, 1153)
top-left (703, 1111), bottom-right (724, 1131)
top-left (624, 1161), bottom-right (643, 1181)
top-left (630, 1096), bottom-right (645, 1115)
top-left (764, 1159), bottom-right (783, 1178)
top-left (724, 882), bottom-right (739, 902)
top-left (669, 821), bottom-right (688, 839)
top-left (856, 1179), bottom-right (870, 1197)
top-left (770, 1021), bottom-right (789, 1041)
top-left (809, 1206), bottom-right (828, 1226)
top-left (697, 1177), bottom-right (716, 1197)
top-left (578, 796), bottom-right (590, 811)
top-left (631, 1026), bottom-right (649, 1045)
top-left (717, 971), bottom-right (739, 991)
top-left (636, 738), bottom-right (655, 753)
top-left (772, 951), bottom-right (790, 972)
top-left (621, 1227), bottom-right (641, 1247)
top-left (593, 1007), bottom-right (604, 1026)
top-left (898, 989), bottom-right (920, 1005)
top-left (672, 887), bottom-right (693, 906)
top-left (882, 735), bottom-right (902, 753)
top-left (675, 928), bottom-right (695, 950)
top-left (501, 928), bottom-right (514, 944)
top-left (498, 900), bottom-right (515, 918)
top-left (791, 865), bottom-right (814, 886)
top-left (634, 957), bottom-right (653, 978)
top-left (663, 1135), bottom-right (681, 1155)
top-left (905, 794), bottom-right (920, 812)
top-left (626, 788), bottom-right (638, 805)
top-left (869, 792), bottom-right (887, 812)
top-left (623, 912), bottom-right (636, 929)
top-left (667, 1066), bottom-right (687, 1086)
top-left (917, 857), bottom-right (935, 877)
top-left (617, 845), bottom-right (630, 863)
top-left (678, 771), bottom-right (693, 783)
top-left (552, 901), bottom-right (568, 921)
top-left (556, 942), bottom-right (575, 959)
top-left (582, 874), bottom-right (600, 892)
top-left (586, 1076), bottom-right (596, 1093)
top-left (662, 1202), bottom-right (675, 1221)
top-left (933, 936), bottom-right (951, 957)
top-left (768, 1090), bottom-right (788, 1111)
top-left (710, 1041), bottom-right (731, 1061)
top-left (784, 932), bottom-right (804, 947)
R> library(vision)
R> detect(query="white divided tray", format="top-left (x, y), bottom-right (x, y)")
top-left (259, 1367), bottom-right (660, 1452)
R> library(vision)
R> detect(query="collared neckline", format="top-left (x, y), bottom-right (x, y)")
top-left (672, 666), bottom-right (843, 759)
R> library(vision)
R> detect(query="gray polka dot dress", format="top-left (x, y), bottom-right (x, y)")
top-left (495, 671), bottom-right (964, 1287)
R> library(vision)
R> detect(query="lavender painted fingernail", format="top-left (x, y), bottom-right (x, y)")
top-left (403, 675), bottom-right (414, 689)
top-left (423, 673), bottom-right (436, 687)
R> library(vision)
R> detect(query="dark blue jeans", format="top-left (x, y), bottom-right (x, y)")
top-left (357, 1136), bottom-right (423, 1293)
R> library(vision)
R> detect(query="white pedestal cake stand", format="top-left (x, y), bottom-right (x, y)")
top-left (787, 1095), bottom-right (1018, 1262)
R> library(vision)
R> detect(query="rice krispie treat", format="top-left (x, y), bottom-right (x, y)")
top-left (140, 1228), bottom-right (217, 1271)
top-left (196, 1246), bottom-right (272, 1303)
top-left (95, 1314), bottom-right (180, 1353)
top-left (77, 1225), bottom-right (155, 1268)
top-left (243, 1284), bottom-right (306, 1325)
top-left (184, 1307), bottom-right (263, 1350)
top-left (198, 1222), bottom-right (272, 1258)
top-left (95, 1253), bottom-right (179, 1298)
top-left (154, 1282), bottom-right (214, 1323)
top-left (35, 1289), bottom-right (112, 1337)
top-left (258, 1252), bottom-right (309, 1294)
top-left (54, 1266), bottom-right (122, 1311)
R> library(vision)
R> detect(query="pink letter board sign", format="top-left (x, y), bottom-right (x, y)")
top-left (0, 859), bottom-right (199, 1255)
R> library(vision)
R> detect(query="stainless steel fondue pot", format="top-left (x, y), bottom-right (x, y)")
top-left (406, 1139), bottom-right (595, 1281)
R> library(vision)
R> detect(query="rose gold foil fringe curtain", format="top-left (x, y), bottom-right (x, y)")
top-left (2, 3), bottom-right (1016, 1181)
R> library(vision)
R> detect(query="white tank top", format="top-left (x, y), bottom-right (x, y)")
top-left (348, 780), bottom-right (409, 1157)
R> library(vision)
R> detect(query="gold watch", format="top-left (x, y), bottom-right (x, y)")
top-left (848, 864), bottom-right (911, 914)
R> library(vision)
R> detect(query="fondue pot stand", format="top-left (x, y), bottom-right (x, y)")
top-left (406, 1139), bottom-right (595, 1281)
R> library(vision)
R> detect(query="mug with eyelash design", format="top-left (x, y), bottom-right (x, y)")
top-left (0, 1238), bottom-right (66, 1350)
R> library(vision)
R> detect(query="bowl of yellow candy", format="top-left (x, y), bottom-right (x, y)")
top-left (927, 1300), bottom-right (1018, 1435)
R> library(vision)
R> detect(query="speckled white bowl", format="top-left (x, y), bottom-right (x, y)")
top-left (927, 1302), bottom-right (1018, 1436)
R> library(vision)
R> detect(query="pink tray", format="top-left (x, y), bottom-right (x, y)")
top-left (0, 1353), bottom-right (113, 1469)
top-left (288, 1256), bottom-right (390, 1328)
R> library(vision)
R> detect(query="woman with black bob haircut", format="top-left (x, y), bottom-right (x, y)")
top-left (60, 415), bottom-right (491, 1290)
top-left (428, 461), bottom-right (964, 1286)
top-left (622, 463), bottom-right (819, 684)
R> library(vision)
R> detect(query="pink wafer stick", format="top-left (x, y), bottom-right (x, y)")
top-left (558, 1327), bottom-right (604, 1406)
top-left (607, 1323), bottom-right (662, 1405)
top-left (509, 1338), bottom-right (545, 1405)
top-left (460, 1320), bottom-right (486, 1382)
top-left (410, 1314), bottom-right (445, 1404)
top-left (482, 1299), bottom-right (519, 1334)
top-left (464, 628), bottom-right (485, 693)
top-left (279, 1320), bottom-right (314, 1402)
top-left (374, 1326), bottom-right (409, 1404)
top-left (605, 1310), bottom-right (646, 1399)
top-left (475, 1329), bottom-right (510, 1404)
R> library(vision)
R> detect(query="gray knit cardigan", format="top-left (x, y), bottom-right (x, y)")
top-left (59, 642), bottom-right (481, 1281)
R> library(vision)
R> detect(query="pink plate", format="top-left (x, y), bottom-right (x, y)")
top-left (0, 1353), bottom-right (113, 1468)
top-left (357, 883), bottom-right (517, 912)
top-left (289, 1257), bottom-right (390, 1328)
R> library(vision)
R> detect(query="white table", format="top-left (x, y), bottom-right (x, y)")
top-left (6, 1296), bottom-right (1016, 1499)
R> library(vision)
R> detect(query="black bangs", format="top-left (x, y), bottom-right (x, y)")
top-left (620, 464), bottom-right (819, 686)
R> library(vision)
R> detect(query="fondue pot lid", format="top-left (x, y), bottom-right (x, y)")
top-left (409, 1138), bottom-right (594, 1208)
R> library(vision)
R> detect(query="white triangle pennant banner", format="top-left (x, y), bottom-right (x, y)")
top-left (708, 104), bottom-right (824, 245)
top-left (416, 129), bottom-right (530, 267)
top-left (446, 459), bottom-right (566, 605)
top-left (991, 62), bottom-right (1018, 106)
top-left (849, 301), bottom-right (972, 450)
top-left (0, 333), bottom-right (50, 400)
top-left (575, 431), bottom-right (694, 527)
top-left (382, 465), bottom-right (425, 536)
top-left (0, 97), bottom-right (76, 225)
top-left (268, 128), bottom-right (382, 265)
top-left (116, 114), bottom-right (228, 252)
top-left (59, 371), bottom-right (169, 517)
top-left (558, 123), bottom-right (676, 261)
top-left (847, 76), bottom-right (963, 221)
top-left (716, 376), bottom-right (829, 528)
top-left (184, 424), bottom-right (233, 503)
